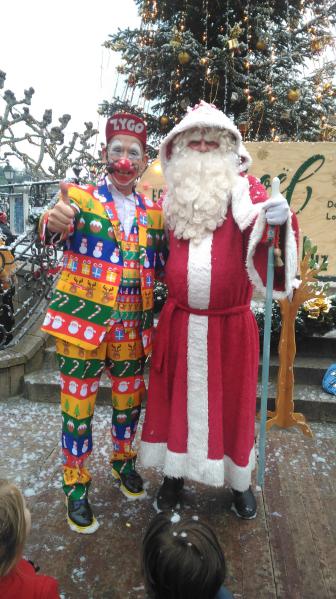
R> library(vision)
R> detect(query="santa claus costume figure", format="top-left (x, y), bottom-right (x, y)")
top-left (140, 102), bottom-right (298, 518)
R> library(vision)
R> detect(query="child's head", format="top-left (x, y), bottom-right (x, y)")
top-left (0, 480), bottom-right (31, 577)
top-left (142, 513), bottom-right (226, 599)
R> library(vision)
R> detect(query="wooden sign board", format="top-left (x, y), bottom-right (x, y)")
top-left (138, 143), bottom-right (336, 277)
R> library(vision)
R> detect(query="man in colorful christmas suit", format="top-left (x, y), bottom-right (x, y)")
top-left (40, 113), bottom-right (166, 533)
top-left (140, 101), bottom-right (299, 518)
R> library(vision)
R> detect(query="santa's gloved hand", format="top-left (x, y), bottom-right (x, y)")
top-left (263, 177), bottom-right (290, 226)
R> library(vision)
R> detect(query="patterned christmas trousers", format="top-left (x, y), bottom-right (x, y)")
top-left (56, 321), bottom-right (145, 500)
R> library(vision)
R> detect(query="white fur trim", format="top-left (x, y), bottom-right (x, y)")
top-left (231, 176), bottom-right (262, 231)
top-left (186, 237), bottom-right (211, 474)
top-left (140, 441), bottom-right (255, 490)
top-left (160, 101), bottom-right (241, 174)
top-left (246, 209), bottom-right (298, 299)
top-left (188, 235), bottom-right (212, 309)
top-left (238, 143), bottom-right (252, 173)
top-left (187, 313), bottom-right (209, 468)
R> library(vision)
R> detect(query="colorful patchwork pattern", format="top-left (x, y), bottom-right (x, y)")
top-left (56, 324), bottom-right (145, 499)
top-left (42, 180), bottom-right (167, 355)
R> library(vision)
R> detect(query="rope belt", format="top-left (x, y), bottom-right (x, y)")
top-left (152, 297), bottom-right (250, 372)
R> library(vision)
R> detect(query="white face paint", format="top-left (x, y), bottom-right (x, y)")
top-left (107, 138), bottom-right (143, 162)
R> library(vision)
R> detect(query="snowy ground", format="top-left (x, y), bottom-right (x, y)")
top-left (1, 397), bottom-right (336, 598)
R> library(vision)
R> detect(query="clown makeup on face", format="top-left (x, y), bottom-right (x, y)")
top-left (107, 134), bottom-right (148, 195)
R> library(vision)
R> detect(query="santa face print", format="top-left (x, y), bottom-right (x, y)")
top-left (68, 320), bottom-right (81, 335)
top-left (52, 315), bottom-right (64, 330)
top-left (43, 313), bottom-right (53, 327)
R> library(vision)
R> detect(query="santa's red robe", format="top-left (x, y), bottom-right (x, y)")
top-left (140, 175), bottom-right (298, 490)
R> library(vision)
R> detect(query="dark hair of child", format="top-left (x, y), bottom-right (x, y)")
top-left (142, 513), bottom-right (226, 599)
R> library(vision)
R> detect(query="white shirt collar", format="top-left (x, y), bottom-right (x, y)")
top-left (106, 176), bottom-right (135, 203)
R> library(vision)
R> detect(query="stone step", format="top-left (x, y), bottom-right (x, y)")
top-left (258, 355), bottom-right (332, 386)
top-left (295, 334), bottom-right (336, 357)
top-left (23, 369), bottom-right (335, 422)
top-left (256, 382), bottom-right (336, 423)
top-left (42, 345), bottom-right (332, 387)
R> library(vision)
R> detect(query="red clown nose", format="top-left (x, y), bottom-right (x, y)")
top-left (116, 158), bottom-right (135, 173)
top-left (106, 158), bottom-right (136, 176)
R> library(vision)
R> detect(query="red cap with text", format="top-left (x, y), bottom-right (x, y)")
top-left (106, 113), bottom-right (147, 149)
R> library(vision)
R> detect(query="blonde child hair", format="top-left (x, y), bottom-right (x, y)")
top-left (0, 480), bottom-right (27, 577)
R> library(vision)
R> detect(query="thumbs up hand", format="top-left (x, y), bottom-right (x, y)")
top-left (47, 181), bottom-right (77, 234)
top-left (263, 177), bottom-right (290, 226)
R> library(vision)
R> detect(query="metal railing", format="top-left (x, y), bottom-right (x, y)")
top-left (0, 180), bottom-right (62, 349)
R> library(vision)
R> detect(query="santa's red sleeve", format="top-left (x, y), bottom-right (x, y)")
top-left (234, 174), bottom-right (299, 299)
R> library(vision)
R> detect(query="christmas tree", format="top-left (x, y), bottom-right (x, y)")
top-left (100, 0), bottom-right (336, 148)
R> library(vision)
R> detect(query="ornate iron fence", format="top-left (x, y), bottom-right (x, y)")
top-left (0, 181), bottom-right (62, 349)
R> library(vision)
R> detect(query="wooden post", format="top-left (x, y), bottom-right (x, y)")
top-left (266, 252), bottom-right (323, 437)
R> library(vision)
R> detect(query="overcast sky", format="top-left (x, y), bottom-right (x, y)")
top-left (0, 0), bottom-right (140, 151)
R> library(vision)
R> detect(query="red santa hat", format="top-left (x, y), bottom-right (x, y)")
top-left (159, 101), bottom-right (244, 174)
top-left (105, 113), bottom-right (147, 149)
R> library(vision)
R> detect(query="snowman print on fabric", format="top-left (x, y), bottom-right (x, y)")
top-left (144, 252), bottom-right (150, 268)
top-left (93, 241), bottom-right (103, 258)
top-left (72, 441), bottom-right (78, 456)
top-left (110, 248), bottom-right (120, 263)
top-left (79, 237), bottom-right (88, 254)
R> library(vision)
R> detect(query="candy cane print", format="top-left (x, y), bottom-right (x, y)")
top-left (49, 290), bottom-right (62, 307)
top-left (134, 363), bottom-right (142, 374)
top-left (83, 360), bottom-right (91, 376)
top-left (69, 360), bottom-right (80, 376)
top-left (58, 295), bottom-right (70, 308)
top-left (88, 304), bottom-right (102, 321)
top-left (59, 356), bottom-right (65, 370)
top-left (94, 361), bottom-right (105, 376)
top-left (119, 361), bottom-right (130, 377)
top-left (72, 299), bottom-right (86, 315)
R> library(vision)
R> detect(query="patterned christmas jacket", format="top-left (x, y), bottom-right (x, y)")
top-left (41, 180), bottom-right (166, 355)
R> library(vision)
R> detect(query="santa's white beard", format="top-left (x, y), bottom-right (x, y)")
top-left (164, 142), bottom-right (241, 243)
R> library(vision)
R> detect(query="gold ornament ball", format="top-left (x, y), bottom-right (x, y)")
top-left (256, 38), bottom-right (267, 51)
top-left (287, 88), bottom-right (300, 102)
top-left (200, 56), bottom-right (209, 66)
top-left (159, 115), bottom-right (170, 128)
top-left (178, 51), bottom-right (191, 65)
top-left (323, 82), bottom-right (332, 92)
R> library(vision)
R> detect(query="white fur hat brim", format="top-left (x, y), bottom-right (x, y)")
top-left (238, 143), bottom-right (252, 172)
top-left (159, 100), bottom-right (242, 175)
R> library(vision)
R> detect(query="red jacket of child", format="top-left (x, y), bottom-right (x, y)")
top-left (0, 558), bottom-right (60, 599)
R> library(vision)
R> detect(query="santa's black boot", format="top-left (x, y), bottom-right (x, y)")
top-left (231, 486), bottom-right (257, 520)
top-left (157, 476), bottom-right (184, 511)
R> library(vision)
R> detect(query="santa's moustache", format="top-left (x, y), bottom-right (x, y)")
top-left (164, 144), bottom-right (241, 243)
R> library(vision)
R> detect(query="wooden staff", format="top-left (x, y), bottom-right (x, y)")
top-left (257, 177), bottom-right (279, 488)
